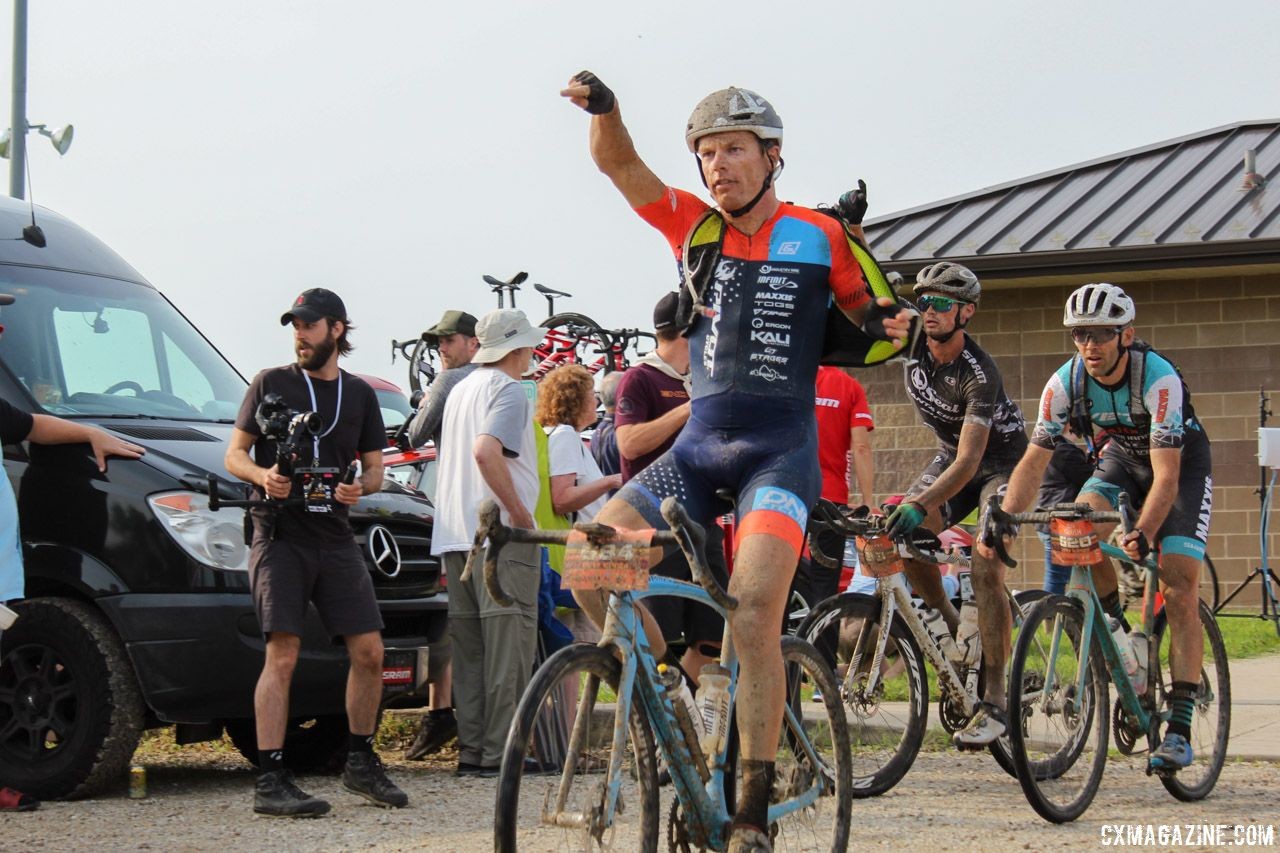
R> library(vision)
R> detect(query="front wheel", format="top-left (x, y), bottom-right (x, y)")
top-left (767, 636), bottom-right (853, 853)
top-left (796, 594), bottom-right (926, 798)
top-left (494, 643), bottom-right (659, 853)
top-left (1008, 595), bottom-right (1109, 823)
top-left (1149, 599), bottom-right (1230, 801)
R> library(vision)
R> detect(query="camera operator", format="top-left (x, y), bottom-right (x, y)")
top-left (225, 288), bottom-right (407, 817)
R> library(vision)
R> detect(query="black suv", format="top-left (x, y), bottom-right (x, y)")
top-left (0, 197), bottom-right (446, 799)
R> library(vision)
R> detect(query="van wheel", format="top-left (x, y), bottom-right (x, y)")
top-left (224, 715), bottom-right (349, 773)
top-left (0, 598), bottom-right (145, 799)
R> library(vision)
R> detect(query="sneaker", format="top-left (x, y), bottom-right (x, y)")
top-left (0, 786), bottom-right (39, 812)
top-left (405, 710), bottom-right (457, 760)
top-left (343, 752), bottom-right (409, 808)
top-left (456, 761), bottom-right (485, 777)
top-left (254, 769), bottom-right (331, 818)
top-left (727, 824), bottom-right (773, 852)
top-left (953, 701), bottom-right (1007, 750)
top-left (1149, 732), bottom-right (1194, 773)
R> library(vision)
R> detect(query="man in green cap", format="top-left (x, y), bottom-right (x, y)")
top-left (405, 308), bottom-right (478, 759)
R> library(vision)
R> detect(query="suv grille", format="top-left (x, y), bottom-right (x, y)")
top-left (352, 522), bottom-right (442, 598)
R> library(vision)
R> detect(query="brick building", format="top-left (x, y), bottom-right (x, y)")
top-left (861, 120), bottom-right (1280, 604)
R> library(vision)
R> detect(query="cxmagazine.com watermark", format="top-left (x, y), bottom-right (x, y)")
top-left (1101, 824), bottom-right (1276, 847)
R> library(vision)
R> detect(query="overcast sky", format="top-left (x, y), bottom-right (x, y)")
top-left (3, 0), bottom-right (1277, 387)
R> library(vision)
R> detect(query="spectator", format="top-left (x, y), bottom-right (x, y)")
top-left (1035, 437), bottom-right (1094, 594)
top-left (591, 371), bottom-right (623, 477)
top-left (0, 292), bottom-right (144, 812)
top-left (403, 308), bottom-right (479, 761)
top-left (615, 292), bottom-right (728, 684)
top-left (430, 308), bottom-right (543, 778)
top-left (225, 288), bottom-right (406, 816)
top-left (539, 365), bottom-right (623, 522)
top-left (793, 366), bottom-right (875, 608)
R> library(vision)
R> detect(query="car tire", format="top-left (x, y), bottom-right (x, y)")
top-left (0, 597), bottom-right (145, 799)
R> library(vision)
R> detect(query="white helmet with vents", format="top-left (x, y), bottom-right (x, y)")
top-left (1063, 283), bottom-right (1135, 327)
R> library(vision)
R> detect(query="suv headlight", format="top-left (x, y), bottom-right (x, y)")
top-left (148, 491), bottom-right (249, 571)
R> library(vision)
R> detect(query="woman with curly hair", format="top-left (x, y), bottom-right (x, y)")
top-left (536, 365), bottom-right (622, 522)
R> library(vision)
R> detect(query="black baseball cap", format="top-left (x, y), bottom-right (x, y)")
top-left (653, 291), bottom-right (680, 331)
top-left (280, 288), bottom-right (348, 326)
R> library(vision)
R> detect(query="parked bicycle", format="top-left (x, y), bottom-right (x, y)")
top-left (464, 498), bottom-right (853, 852)
top-left (796, 500), bottom-right (1048, 797)
top-left (986, 495), bottom-right (1231, 823)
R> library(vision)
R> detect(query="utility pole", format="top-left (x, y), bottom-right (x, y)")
top-left (9, 0), bottom-right (28, 199)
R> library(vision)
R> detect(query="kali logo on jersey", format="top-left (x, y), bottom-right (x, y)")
top-left (750, 330), bottom-right (791, 347)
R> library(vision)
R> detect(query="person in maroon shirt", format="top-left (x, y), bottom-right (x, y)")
top-left (614, 292), bottom-right (689, 482)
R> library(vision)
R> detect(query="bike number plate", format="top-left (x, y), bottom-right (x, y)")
top-left (1048, 517), bottom-right (1102, 565)
top-left (857, 535), bottom-right (905, 578)
top-left (562, 529), bottom-right (655, 591)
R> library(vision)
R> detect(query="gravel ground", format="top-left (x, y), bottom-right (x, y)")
top-left (8, 741), bottom-right (1279, 852)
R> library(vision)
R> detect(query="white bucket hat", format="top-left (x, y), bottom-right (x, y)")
top-left (473, 309), bottom-right (545, 364)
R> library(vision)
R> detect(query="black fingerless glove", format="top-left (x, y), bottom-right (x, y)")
top-left (572, 70), bottom-right (616, 115)
top-left (835, 179), bottom-right (868, 225)
top-left (861, 298), bottom-right (903, 341)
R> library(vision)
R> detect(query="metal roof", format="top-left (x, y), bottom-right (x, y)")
top-left (864, 119), bottom-right (1280, 275)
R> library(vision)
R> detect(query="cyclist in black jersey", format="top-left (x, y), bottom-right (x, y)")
top-left (980, 283), bottom-right (1210, 771)
top-left (561, 71), bottom-right (911, 852)
top-left (884, 261), bottom-right (1028, 748)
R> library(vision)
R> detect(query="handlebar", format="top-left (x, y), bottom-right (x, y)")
top-left (805, 499), bottom-right (966, 569)
top-left (460, 497), bottom-right (738, 612)
top-left (979, 493), bottom-right (1135, 569)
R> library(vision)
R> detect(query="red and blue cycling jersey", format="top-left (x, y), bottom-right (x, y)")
top-left (636, 187), bottom-right (870, 428)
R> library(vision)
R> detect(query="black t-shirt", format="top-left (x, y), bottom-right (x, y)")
top-left (904, 334), bottom-right (1027, 462)
top-left (235, 365), bottom-right (384, 543)
top-left (0, 398), bottom-right (33, 445)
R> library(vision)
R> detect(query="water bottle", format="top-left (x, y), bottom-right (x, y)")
top-left (919, 605), bottom-right (958, 660)
top-left (1108, 616), bottom-right (1143, 693)
top-left (1128, 629), bottom-right (1149, 695)
top-left (952, 601), bottom-right (981, 666)
top-left (657, 664), bottom-right (702, 734)
top-left (696, 663), bottom-right (732, 758)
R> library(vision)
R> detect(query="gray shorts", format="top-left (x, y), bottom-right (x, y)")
top-left (249, 534), bottom-right (383, 638)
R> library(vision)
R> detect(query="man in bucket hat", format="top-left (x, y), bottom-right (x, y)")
top-left (429, 309), bottom-right (546, 776)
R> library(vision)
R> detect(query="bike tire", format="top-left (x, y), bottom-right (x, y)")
top-left (796, 594), bottom-right (927, 798)
top-left (988, 588), bottom-right (1053, 778)
top-left (1202, 554), bottom-right (1221, 614)
top-left (1008, 595), bottom-right (1110, 824)
top-left (494, 643), bottom-right (659, 853)
top-left (1148, 599), bottom-right (1230, 802)
top-left (538, 313), bottom-right (615, 376)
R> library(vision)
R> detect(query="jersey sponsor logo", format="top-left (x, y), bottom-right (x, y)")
top-left (753, 291), bottom-right (795, 302)
top-left (758, 264), bottom-right (799, 276)
top-left (750, 330), bottom-right (791, 347)
top-left (1042, 388), bottom-right (1054, 422)
top-left (752, 308), bottom-right (791, 318)
top-left (910, 366), bottom-right (929, 391)
top-left (751, 486), bottom-right (808, 527)
top-left (714, 259), bottom-right (738, 283)
top-left (960, 349), bottom-right (988, 384)
top-left (758, 275), bottom-right (798, 290)
top-left (750, 365), bottom-right (787, 382)
top-left (777, 241), bottom-right (801, 255)
top-left (815, 396), bottom-right (840, 408)
top-left (1155, 388), bottom-right (1169, 423)
top-left (1196, 474), bottom-right (1212, 541)
top-left (749, 352), bottom-right (789, 365)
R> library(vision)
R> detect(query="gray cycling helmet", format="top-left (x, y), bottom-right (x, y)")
top-left (685, 87), bottom-right (784, 153)
top-left (1063, 283), bottom-right (1135, 327)
top-left (912, 262), bottom-right (981, 303)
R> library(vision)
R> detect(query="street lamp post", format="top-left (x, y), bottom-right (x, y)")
top-left (8, 0), bottom-right (27, 199)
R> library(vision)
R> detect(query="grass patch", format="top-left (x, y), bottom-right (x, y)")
top-left (1216, 616), bottom-right (1280, 660)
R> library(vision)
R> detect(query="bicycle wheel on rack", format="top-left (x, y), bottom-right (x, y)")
top-left (797, 594), bottom-right (926, 798)
top-left (537, 312), bottom-right (613, 378)
top-left (494, 643), bottom-right (659, 853)
top-left (1008, 595), bottom-right (1109, 823)
top-left (767, 636), bottom-right (853, 853)
top-left (1148, 599), bottom-right (1230, 801)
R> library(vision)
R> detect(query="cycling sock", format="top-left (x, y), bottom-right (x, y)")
top-left (348, 732), bottom-right (376, 755)
top-left (1100, 590), bottom-right (1130, 632)
top-left (259, 748), bottom-right (285, 772)
top-left (1167, 681), bottom-right (1197, 740)
top-left (734, 758), bottom-right (775, 833)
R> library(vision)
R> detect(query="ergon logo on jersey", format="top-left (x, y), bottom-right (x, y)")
top-left (751, 486), bottom-right (808, 527)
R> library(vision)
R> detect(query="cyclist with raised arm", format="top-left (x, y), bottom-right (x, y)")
top-left (883, 263), bottom-right (1028, 749)
top-left (979, 283), bottom-right (1211, 771)
top-left (561, 71), bottom-right (910, 851)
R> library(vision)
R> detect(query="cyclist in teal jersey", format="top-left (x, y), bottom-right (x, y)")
top-left (979, 283), bottom-right (1210, 770)
top-left (561, 71), bottom-right (911, 851)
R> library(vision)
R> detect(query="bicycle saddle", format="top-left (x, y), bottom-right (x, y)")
top-left (483, 271), bottom-right (528, 290)
top-left (534, 282), bottom-right (573, 298)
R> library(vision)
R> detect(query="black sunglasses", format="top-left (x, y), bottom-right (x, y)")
top-left (1069, 327), bottom-right (1123, 345)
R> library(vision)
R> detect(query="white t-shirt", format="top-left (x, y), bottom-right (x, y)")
top-left (431, 368), bottom-right (539, 555)
top-left (546, 423), bottom-right (609, 522)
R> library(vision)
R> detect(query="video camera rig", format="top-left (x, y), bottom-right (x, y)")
top-left (208, 393), bottom-right (357, 513)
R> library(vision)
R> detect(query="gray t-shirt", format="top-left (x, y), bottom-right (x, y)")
top-left (406, 363), bottom-right (479, 448)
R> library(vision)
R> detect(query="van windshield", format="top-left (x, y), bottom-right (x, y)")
top-left (0, 266), bottom-right (246, 420)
